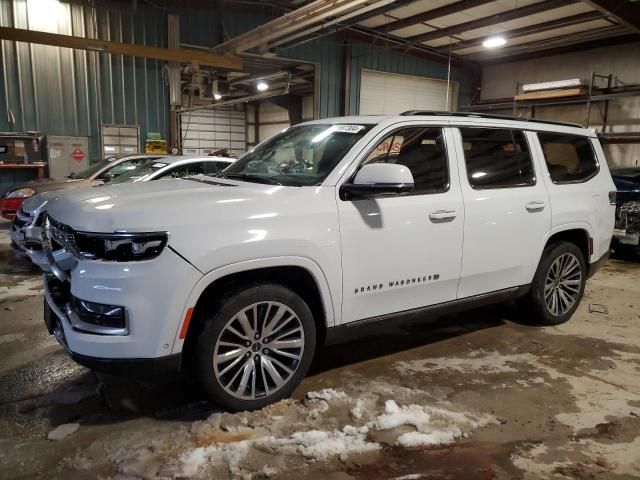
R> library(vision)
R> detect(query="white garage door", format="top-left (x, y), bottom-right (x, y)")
top-left (359, 69), bottom-right (458, 115)
top-left (180, 108), bottom-right (246, 158)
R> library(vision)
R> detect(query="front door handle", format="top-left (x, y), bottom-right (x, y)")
top-left (429, 210), bottom-right (457, 221)
top-left (525, 201), bottom-right (546, 212)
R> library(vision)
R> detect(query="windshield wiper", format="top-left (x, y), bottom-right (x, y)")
top-left (220, 173), bottom-right (283, 185)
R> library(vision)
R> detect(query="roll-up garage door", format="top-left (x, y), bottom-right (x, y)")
top-left (358, 69), bottom-right (458, 115)
top-left (181, 108), bottom-right (246, 158)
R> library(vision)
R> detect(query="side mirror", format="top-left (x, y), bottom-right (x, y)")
top-left (100, 172), bottom-right (115, 181)
top-left (340, 163), bottom-right (414, 200)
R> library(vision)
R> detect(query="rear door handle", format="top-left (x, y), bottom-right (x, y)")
top-left (525, 201), bottom-right (545, 212)
top-left (429, 210), bottom-right (457, 221)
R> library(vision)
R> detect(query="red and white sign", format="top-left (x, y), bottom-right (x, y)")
top-left (71, 148), bottom-right (86, 162)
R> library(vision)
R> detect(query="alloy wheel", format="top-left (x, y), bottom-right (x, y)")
top-left (213, 301), bottom-right (305, 400)
top-left (544, 252), bottom-right (582, 316)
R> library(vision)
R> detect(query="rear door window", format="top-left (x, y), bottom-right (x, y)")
top-left (459, 128), bottom-right (535, 189)
top-left (537, 132), bottom-right (599, 183)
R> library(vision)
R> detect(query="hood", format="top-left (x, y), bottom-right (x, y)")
top-left (20, 189), bottom-right (66, 214)
top-left (45, 176), bottom-right (296, 233)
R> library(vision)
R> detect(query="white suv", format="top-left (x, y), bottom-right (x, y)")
top-left (40, 112), bottom-right (616, 411)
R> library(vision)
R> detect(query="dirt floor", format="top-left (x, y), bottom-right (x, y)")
top-left (1, 218), bottom-right (639, 480)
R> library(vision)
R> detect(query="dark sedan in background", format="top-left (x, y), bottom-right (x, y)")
top-left (611, 167), bottom-right (640, 253)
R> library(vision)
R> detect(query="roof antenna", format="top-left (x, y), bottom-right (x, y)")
top-left (445, 36), bottom-right (452, 112)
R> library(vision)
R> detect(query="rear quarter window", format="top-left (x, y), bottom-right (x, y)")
top-left (537, 132), bottom-right (599, 183)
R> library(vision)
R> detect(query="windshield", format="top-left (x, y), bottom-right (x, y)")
top-left (110, 161), bottom-right (169, 184)
top-left (72, 159), bottom-right (112, 179)
top-left (220, 123), bottom-right (372, 186)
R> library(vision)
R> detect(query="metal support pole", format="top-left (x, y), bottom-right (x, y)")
top-left (585, 71), bottom-right (594, 127)
top-left (167, 15), bottom-right (181, 152)
top-left (342, 31), bottom-right (351, 116)
top-left (600, 73), bottom-right (613, 145)
top-left (255, 101), bottom-right (260, 145)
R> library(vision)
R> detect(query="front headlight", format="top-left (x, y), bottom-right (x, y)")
top-left (5, 188), bottom-right (36, 198)
top-left (74, 232), bottom-right (168, 261)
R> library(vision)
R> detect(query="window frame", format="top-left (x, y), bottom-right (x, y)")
top-left (343, 125), bottom-right (451, 198)
top-left (536, 132), bottom-right (600, 185)
top-left (457, 126), bottom-right (537, 191)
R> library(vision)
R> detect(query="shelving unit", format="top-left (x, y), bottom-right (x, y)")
top-left (463, 72), bottom-right (640, 146)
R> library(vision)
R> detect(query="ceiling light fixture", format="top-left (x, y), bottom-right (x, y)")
top-left (483, 36), bottom-right (507, 49)
top-left (256, 80), bottom-right (269, 91)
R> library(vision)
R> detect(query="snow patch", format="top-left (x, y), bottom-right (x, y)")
top-left (177, 425), bottom-right (379, 477)
top-left (371, 400), bottom-right (493, 447)
top-left (306, 388), bottom-right (349, 403)
top-left (277, 425), bottom-right (378, 460)
top-left (47, 423), bottom-right (79, 441)
top-left (351, 399), bottom-right (365, 420)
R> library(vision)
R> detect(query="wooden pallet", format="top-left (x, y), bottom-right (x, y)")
top-left (514, 87), bottom-right (600, 101)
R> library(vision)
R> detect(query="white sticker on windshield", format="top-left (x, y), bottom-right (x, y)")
top-left (334, 124), bottom-right (366, 134)
top-left (152, 163), bottom-right (168, 168)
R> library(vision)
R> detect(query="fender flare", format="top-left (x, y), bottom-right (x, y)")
top-left (538, 222), bottom-right (594, 264)
top-left (170, 256), bottom-right (336, 354)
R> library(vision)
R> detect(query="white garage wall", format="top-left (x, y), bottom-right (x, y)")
top-left (481, 42), bottom-right (640, 168)
top-left (180, 108), bottom-right (246, 158)
top-left (246, 95), bottom-right (315, 147)
top-left (359, 69), bottom-right (458, 115)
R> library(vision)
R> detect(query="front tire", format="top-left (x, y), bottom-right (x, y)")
top-left (194, 283), bottom-right (316, 411)
top-left (523, 241), bottom-right (587, 325)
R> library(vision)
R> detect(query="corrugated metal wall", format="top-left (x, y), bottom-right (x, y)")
top-left (279, 35), bottom-right (345, 119)
top-left (0, 0), bottom-right (167, 163)
top-left (347, 43), bottom-right (473, 115)
top-left (280, 35), bottom-right (473, 118)
top-left (0, 0), bottom-right (473, 168)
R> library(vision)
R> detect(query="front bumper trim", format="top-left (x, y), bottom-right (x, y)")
top-left (43, 275), bottom-right (181, 378)
top-left (68, 351), bottom-right (182, 379)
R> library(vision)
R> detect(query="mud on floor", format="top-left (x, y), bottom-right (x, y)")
top-left (0, 219), bottom-right (639, 479)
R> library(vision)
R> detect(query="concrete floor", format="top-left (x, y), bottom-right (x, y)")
top-left (1, 218), bottom-right (639, 480)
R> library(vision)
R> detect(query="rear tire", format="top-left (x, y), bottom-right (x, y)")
top-left (521, 241), bottom-right (587, 325)
top-left (194, 283), bottom-right (316, 411)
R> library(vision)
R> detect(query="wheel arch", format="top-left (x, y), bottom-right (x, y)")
top-left (541, 224), bottom-right (592, 269)
top-left (171, 257), bottom-right (335, 355)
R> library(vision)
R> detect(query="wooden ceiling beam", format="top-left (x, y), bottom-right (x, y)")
top-left (375, 0), bottom-right (495, 33)
top-left (583, 0), bottom-right (640, 34)
top-left (448, 11), bottom-right (605, 51)
top-left (0, 26), bottom-right (243, 70)
top-left (406, 0), bottom-right (578, 44)
top-left (476, 28), bottom-right (632, 62)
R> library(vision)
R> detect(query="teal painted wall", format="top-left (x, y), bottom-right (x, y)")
top-left (0, 0), bottom-right (168, 164)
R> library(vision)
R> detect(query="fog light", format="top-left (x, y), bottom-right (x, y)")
top-left (70, 296), bottom-right (125, 329)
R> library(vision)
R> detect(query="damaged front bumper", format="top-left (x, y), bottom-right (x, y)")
top-left (613, 200), bottom-right (640, 247)
top-left (10, 205), bottom-right (47, 261)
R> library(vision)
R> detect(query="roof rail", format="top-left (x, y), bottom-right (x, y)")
top-left (399, 110), bottom-right (583, 128)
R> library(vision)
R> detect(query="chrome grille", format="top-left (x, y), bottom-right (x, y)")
top-left (45, 215), bottom-right (81, 258)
